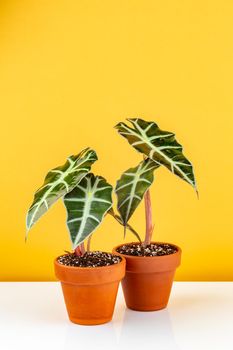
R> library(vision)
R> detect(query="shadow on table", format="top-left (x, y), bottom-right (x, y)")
top-left (62, 302), bottom-right (180, 350)
top-left (117, 307), bottom-right (180, 349)
top-left (64, 321), bottom-right (119, 349)
top-left (62, 301), bottom-right (125, 349)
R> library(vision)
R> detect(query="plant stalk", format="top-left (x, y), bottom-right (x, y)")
top-left (87, 235), bottom-right (92, 252)
top-left (143, 188), bottom-right (154, 246)
top-left (75, 242), bottom-right (86, 256)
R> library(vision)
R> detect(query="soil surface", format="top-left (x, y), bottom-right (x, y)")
top-left (116, 243), bottom-right (177, 257)
top-left (57, 251), bottom-right (122, 267)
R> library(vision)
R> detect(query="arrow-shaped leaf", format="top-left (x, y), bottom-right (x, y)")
top-left (115, 118), bottom-right (196, 190)
top-left (115, 158), bottom-right (159, 226)
top-left (26, 148), bottom-right (97, 234)
top-left (63, 173), bottom-right (113, 248)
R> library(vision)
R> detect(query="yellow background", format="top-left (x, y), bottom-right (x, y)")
top-left (0, 1), bottom-right (232, 281)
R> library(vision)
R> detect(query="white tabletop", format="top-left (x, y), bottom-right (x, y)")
top-left (0, 282), bottom-right (232, 350)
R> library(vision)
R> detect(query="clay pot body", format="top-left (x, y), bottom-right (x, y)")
top-left (113, 242), bottom-right (181, 311)
top-left (54, 255), bottom-right (126, 325)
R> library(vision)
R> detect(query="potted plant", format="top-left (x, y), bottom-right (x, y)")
top-left (112, 118), bottom-right (197, 311)
top-left (26, 148), bottom-right (128, 325)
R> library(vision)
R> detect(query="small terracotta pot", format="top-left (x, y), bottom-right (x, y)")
top-left (112, 242), bottom-right (181, 311)
top-left (54, 255), bottom-right (126, 325)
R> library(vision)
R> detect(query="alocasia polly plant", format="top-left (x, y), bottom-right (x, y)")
top-left (115, 118), bottom-right (197, 245)
top-left (26, 148), bottom-right (97, 234)
top-left (26, 147), bottom-right (139, 255)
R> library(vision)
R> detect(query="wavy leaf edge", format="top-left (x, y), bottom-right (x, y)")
top-left (115, 118), bottom-right (197, 191)
top-left (26, 148), bottom-right (98, 238)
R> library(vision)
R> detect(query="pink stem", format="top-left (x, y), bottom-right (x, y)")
top-left (74, 242), bottom-right (86, 256)
top-left (143, 188), bottom-right (154, 246)
top-left (87, 235), bottom-right (92, 252)
top-left (74, 246), bottom-right (82, 256)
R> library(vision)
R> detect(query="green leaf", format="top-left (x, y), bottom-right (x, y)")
top-left (63, 173), bottom-right (113, 248)
top-left (108, 208), bottom-right (142, 242)
top-left (115, 158), bottom-right (159, 226)
top-left (26, 148), bottom-right (97, 234)
top-left (115, 118), bottom-right (196, 190)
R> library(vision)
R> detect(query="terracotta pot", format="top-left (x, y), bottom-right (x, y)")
top-left (112, 242), bottom-right (181, 311)
top-left (54, 255), bottom-right (126, 325)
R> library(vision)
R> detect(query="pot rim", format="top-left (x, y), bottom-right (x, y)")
top-left (54, 251), bottom-right (126, 272)
top-left (112, 241), bottom-right (182, 259)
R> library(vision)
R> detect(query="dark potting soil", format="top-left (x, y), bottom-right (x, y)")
top-left (57, 251), bottom-right (122, 267)
top-left (116, 243), bottom-right (177, 257)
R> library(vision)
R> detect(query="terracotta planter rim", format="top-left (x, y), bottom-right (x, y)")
top-left (113, 241), bottom-right (182, 259)
top-left (54, 251), bottom-right (125, 272)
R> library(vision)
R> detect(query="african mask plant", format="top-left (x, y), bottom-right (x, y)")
top-left (26, 147), bottom-right (138, 254)
top-left (114, 118), bottom-right (197, 245)
top-left (26, 147), bottom-right (130, 326)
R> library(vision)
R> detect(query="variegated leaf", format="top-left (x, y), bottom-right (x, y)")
top-left (26, 148), bottom-right (97, 234)
top-left (63, 173), bottom-right (113, 248)
top-left (115, 158), bottom-right (159, 226)
top-left (115, 118), bottom-right (196, 190)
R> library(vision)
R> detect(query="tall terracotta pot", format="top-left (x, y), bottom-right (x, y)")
top-left (54, 255), bottom-right (126, 325)
top-left (113, 242), bottom-right (181, 311)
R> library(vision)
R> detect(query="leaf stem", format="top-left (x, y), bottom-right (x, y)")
top-left (80, 242), bottom-right (85, 255)
top-left (74, 242), bottom-right (86, 256)
top-left (143, 188), bottom-right (154, 245)
top-left (87, 235), bottom-right (92, 252)
top-left (108, 209), bottom-right (141, 242)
